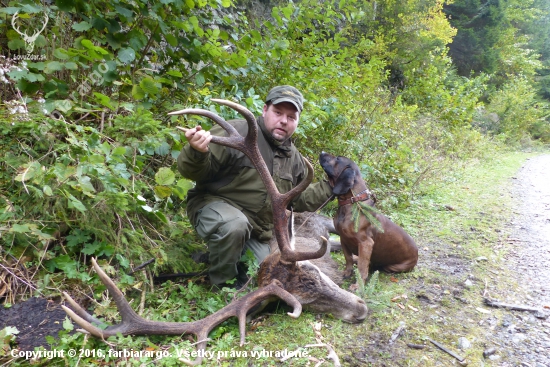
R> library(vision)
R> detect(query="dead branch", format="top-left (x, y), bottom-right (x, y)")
top-left (428, 338), bottom-right (465, 362)
top-left (128, 258), bottom-right (155, 275)
top-left (483, 298), bottom-right (542, 312)
top-left (389, 322), bottom-right (406, 345)
top-left (406, 343), bottom-right (426, 349)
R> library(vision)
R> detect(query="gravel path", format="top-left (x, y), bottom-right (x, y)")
top-left (489, 154), bottom-right (550, 366)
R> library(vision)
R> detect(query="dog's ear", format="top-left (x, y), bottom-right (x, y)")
top-left (332, 167), bottom-right (355, 195)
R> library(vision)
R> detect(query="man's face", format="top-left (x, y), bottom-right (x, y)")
top-left (262, 102), bottom-right (300, 142)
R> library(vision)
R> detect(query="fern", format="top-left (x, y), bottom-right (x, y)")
top-left (350, 201), bottom-right (384, 233)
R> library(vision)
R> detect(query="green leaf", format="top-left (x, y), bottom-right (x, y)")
top-left (64, 62), bottom-right (78, 70)
top-left (8, 39), bottom-right (25, 50)
top-left (115, 5), bottom-right (134, 19)
top-left (10, 224), bottom-right (31, 233)
top-left (67, 193), bottom-right (87, 213)
top-left (165, 34), bottom-right (178, 47)
top-left (43, 185), bottom-right (53, 196)
top-left (78, 176), bottom-right (96, 195)
top-left (154, 185), bottom-right (172, 199)
top-left (80, 39), bottom-right (109, 54)
top-left (28, 62), bottom-right (45, 71)
top-left (53, 48), bottom-right (70, 60)
top-left (116, 254), bottom-right (130, 269)
top-left (44, 61), bottom-right (64, 74)
top-left (55, 0), bottom-right (74, 11)
top-left (132, 84), bottom-right (145, 100)
top-left (221, 0), bottom-right (231, 7)
top-left (0, 7), bottom-right (20, 14)
top-left (112, 146), bottom-right (127, 156)
top-left (21, 4), bottom-right (42, 13)
top-left (139, 77), bottom-right (159, 95)
top-left (155, 167), bottom-right (176, 185)
top-left (81, 242), bottom-right (101, 255)
top-left (53, 255), bottom-right (79, 278)
top-left (195, 72), bottom-right (205, 86)
top-left (93, 92), bottom-right (115, 110)
top-left (54, 164), bottom-right (76, 181)
top-left (66, 229), bottom-right (91, 249)
top-left (73, 21), bottom-right (92, 31)
top-left (63, 317), bottom-right (74, 331)
top-left (80, 39), bottom-right (95, 49)
top-left (172, 179), bottom-right (193, 199)
top-left (154, 211), bottom-right (168, 224)
top-left (167, 70), bottom-right (183, 78)
top-left (250, 30), bottom-right (262, 42)
top-left (15, 161), bottom-right (42, 182)
top-left (53, 99), bottom-right (74, 113)
top-left (117, 47), bottom-right (136, 64)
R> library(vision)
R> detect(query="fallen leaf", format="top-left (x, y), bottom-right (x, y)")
top-left (476, 307), bottom-right (491, 314)
top-left (391, 295), bottom-right (402, 302)
top-left (408, 305), bottom-right (419, 312)
top-left (544, 305), bottom-right (550, 309)
top-left (397, 303), bottom-right (405, 310)
top-left (390, 276), bottom-right (399, 282)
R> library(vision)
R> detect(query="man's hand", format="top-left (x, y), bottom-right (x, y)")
top-left (181, 125), bottom-right (212, 153)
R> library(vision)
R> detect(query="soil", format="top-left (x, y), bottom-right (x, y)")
top-left (0, 297), bottom-right (70, 351)
top-left (1, 154), bottom-right (550, 366)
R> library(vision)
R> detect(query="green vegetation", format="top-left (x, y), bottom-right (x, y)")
top-left (1, 0), bottom-right (550, 365)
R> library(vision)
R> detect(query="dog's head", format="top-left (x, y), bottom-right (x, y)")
top-left (319, 152), bottom-right (360, 195)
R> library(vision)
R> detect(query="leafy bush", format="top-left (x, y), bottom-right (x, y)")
top-left (0, 108), bottom-right (201, 294)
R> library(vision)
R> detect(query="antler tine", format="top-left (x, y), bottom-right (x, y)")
top-left (11, 13), bottom-right (23, 36)
top-left (62, 260), bottom-right (302, 365)
top-left (38, 13), bottom-right (49, 35)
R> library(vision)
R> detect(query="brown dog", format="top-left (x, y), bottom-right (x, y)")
top-left (319, 152), bottom-right (418, 285)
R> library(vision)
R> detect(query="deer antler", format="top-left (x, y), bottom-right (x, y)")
top-left (169, 99), bottom-right (327, 262)
top-left (62, 258), bottom-right (301, 365)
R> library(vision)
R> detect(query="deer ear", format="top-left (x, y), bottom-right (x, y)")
top-left (332, 167), bottom-right (355, 195)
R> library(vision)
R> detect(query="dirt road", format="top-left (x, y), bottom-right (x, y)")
top-left (489, 154), bottom-right (550, 366)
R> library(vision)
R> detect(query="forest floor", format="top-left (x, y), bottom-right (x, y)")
top-left (1, 151), bottom-right (550, 366)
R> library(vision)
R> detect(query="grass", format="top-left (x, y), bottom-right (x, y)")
top-left (3, 150), bottom-right (542, 366)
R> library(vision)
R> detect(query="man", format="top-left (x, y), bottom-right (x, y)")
top-left (177, 85), bottom-right (333, 288)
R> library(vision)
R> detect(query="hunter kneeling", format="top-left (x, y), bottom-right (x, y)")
top-left (177, 86), bottom-right (333, 289)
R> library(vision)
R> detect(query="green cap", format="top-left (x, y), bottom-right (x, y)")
top-left (265, 85), bottom-right (304, 112)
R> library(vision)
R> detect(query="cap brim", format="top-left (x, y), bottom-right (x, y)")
top-left (271, 97), bottom-right (302, 112)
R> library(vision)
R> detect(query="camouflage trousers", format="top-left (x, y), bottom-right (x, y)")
top-left (194, 201), bottom-right (270, 285)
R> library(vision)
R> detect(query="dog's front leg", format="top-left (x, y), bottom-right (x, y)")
top-left (357, 236), bottom-right (374, 284)
top-left (341, 240), bottom-right (355, 278)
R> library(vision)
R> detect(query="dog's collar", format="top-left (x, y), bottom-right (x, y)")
top-left (338, 189), bottom-right (375, 206)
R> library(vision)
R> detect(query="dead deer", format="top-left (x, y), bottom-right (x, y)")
top-left (260, 209), bottom-right (367, 322)
top-left (62, 99), bottom-right (367, 364)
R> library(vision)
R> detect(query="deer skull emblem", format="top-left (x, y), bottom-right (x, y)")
top-left (11, 11), bottom-right (49, 54)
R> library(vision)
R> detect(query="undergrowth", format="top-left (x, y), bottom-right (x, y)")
top-left (1, 149), bottom-right (542, 366)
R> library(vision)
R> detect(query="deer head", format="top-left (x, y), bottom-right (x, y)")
top-left (259, 210), bottom-right (368, 323)
top-left (11, 11), bottom-right (49, 54)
